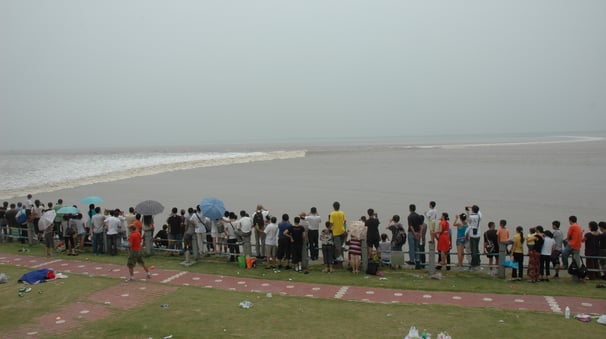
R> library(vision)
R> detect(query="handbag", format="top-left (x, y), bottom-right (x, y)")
top-left (229, 223), bottom-right (243, 242)
top-left (502, 259), bottom-right (518, 269)
top-left (567, 258), bottom-right (588, 279)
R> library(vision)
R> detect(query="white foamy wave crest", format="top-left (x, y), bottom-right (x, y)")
top-left (0, 150), bottom-right (306, 199)
top-left (389, 135), bottom-right (604, 150)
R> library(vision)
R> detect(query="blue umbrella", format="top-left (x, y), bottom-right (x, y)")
top-left (81, 196), bottom-right (104, 205)
top-left (200, 197), bottom-right (225, 220)
top-left (57, 206), bottom-right (80, 215)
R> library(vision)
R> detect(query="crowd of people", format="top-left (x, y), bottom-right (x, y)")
top-left (1, 195), bottom-right (605, 281)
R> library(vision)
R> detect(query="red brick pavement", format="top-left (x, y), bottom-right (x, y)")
top-left (2, 253), bottom-right (605, 322)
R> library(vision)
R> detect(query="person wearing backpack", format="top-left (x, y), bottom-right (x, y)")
top-left (387, 215), bottom-right (406, 251)
top-left (16, 203), bottom-right (28, 244)
top-left (253, 205), bottom-right (268, 259)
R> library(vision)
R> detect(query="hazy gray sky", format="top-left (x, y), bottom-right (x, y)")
top-left (1, 1), bottom-right (605, 150)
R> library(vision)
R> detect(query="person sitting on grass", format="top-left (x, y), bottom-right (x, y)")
top-left (126, 224), bottom-right (150, 282)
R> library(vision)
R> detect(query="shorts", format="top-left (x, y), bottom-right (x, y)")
top-left (333, 233), bottom-right (346, 249)
top-left (600, 249), bottom-right (606, 266)
top-left (184, 233), bottom-right (193, 242)
top-left (44, 232), bottom-right (54, 249)
top-left (265, 244), bottom-right (277, 258)
top-left (366, 238), bottom-right (380, 250)
top-left (277, 237), bottom-right (291, 260)
top-left (322, 245), bottom-right (335, 265)
top-left (456, 237), bottom-right (466, 246)
top-left (127, 250), bottom-right (145, 267)
top-left (551, 250), bottom-right (561, 266)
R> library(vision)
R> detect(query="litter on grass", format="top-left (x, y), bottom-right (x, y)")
top-left (239, 300), bottom-right (253, 309)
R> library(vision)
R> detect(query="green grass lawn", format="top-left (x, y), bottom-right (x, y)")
top-left (2, 242), bottom-right (606, 338)
top-left (2, 269), bottom-right (605, 339)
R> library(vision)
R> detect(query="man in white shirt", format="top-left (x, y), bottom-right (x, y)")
top-left (465, 205), bottom-right (482, 270)
top-left (191, 205), bottom-right (209, 259)
top-left (303, 207), bottom-right (322, 261)
top-left (235, 210), bottom-right (253, 257)
top-left (263, 216), bottom-right (279, 268)
top-left (91, 207), bottom-right (105, 255)
top-left (104, 209), bottom-right (123, 256)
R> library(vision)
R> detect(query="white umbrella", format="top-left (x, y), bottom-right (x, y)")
top-left (38, 210), bottom-right (56, 232)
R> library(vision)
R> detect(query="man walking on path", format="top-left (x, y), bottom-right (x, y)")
top-left (126, 224), bottom-right (150, 281)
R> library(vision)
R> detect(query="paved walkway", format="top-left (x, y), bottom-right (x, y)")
top-left (2, 253), bottom-right (606, 337)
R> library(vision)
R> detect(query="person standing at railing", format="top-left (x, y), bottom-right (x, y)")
top-left (598, 222), bottom-right (606, 280)
top-left (510, 226), bottom-right (525, 281)
top-left (91, 207), bottom-right (105, 255)
top-left (166, 208), bottom-right (182, 255)
top-left (562, 215), bottom-right (583, 276)
top-left (583, 221), bottom-right (601, 280)
top-left (465, 205), bottom-right (482, 271)
top-left (407, 204), bottom-right (423, 269)
top-left (551, 221), bottom-right (563, 278)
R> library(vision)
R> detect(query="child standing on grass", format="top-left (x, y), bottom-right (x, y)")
top-left (497, 219), bottom-right (511, 252)
top-left (453, 213), bottom-right (468, 269)
top-left (540, 230), bottom-right (555, 281)
top-left (348, 233), bottom-right (362, 274)
top-left (126, 224), bottom-right (150, 282)
top-left (379, 233), bottom-right (391, 265)
top-left (320, 222), bottom-right (334, 273)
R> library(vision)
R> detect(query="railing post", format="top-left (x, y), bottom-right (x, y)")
top-left (361, 240), bottom-right (368, 273)
top-left (428, 240), bottom-right (436, 275)
top-left (498, 242), bottom-right (507, 279)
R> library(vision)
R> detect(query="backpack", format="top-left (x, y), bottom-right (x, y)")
top-left (17, 210), bottom-right (27, 224)
top-left (253, 211), bottom-right (265, 229)
top-left (366, 261), bottom-right (379, 275)
top-left (394, 226), bottom-right (406, 245)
